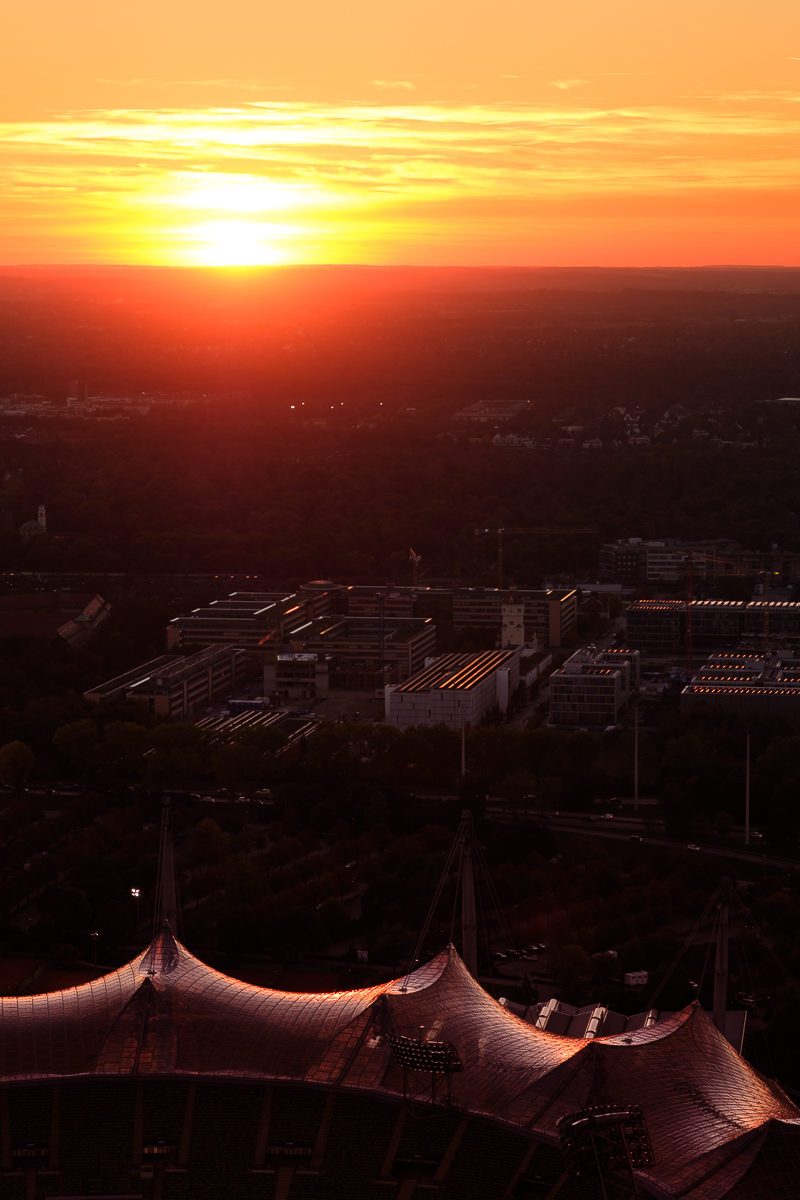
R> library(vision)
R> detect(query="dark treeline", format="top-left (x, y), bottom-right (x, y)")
top-left (2, 267), bottom-right (800, 582)
top-left (3, 416), bottom-right (800, 582)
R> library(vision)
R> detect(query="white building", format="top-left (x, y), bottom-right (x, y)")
top-left (385, 649), bottom-right (521, 730)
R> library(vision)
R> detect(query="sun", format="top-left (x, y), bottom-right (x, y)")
top-left (168, 174), bottom-right (330, 266)
top-left (187, 219), bottom-right (294, 266)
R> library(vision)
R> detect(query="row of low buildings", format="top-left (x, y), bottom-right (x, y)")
top-left (84, 645), bottom-right (252, 719)
top-left (82, 579), bottom-right (800, 731)
top-left (544, 635), bottom-right (800, 732)
top-left (385, 642), bottom-right (643, 733)
top-left (599, 537), bottom-right (800, 586)
top-left (542, 608), bottom-right (800, 731)
top-left (86, 583), bottom-right (577, 723)
top-left (73, 574), bottom-right (800, 732)
top-left (626, 597), bottom-right (800, 654)
top-left (166, 583), bottom-right (578, 656)
top-left (681, 650), bottom-right (800, 728)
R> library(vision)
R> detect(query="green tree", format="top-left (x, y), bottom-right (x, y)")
top-left (0, 740), bottom-right (35, 796)
top-left (186, 817), bottom-right (227, 867)
top-left (317, 897), bottom-right (351, 942)
top-left (553, 943), bottom-right (591, 1000)
top-left (145, 722), bottom-right (207, 786)
top-left (53, 719), bottom-right (99, 775)
top-left (100, 721), bottom-right (148, 778)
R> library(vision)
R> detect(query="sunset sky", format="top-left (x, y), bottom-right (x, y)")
top-left (3, 0), bottom-right (799, 267)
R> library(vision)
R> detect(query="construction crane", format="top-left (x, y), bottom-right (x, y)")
top-left (409, 547), bottom-right (422, 587)
top-left (475, 526), bottom-right (598, 589)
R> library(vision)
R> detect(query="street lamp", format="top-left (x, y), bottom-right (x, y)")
top-left (130, 887), bottom-right (141, 939)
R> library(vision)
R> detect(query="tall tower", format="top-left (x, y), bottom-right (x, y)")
top-left (501, 590), bottom-right (525, 648)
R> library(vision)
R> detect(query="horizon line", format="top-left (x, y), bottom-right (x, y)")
top-left (1, 262), bottom-right (798, 272)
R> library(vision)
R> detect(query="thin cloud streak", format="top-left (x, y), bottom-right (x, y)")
top-left (95, 78), bottom-right (274, 91)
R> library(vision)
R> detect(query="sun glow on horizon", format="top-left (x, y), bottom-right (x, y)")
top-left (184, 218), bottom-right (298, 266)
top-left (2, 91), bottom-right (800, 267)
top-left (4, 0), bottom-right (800, 267)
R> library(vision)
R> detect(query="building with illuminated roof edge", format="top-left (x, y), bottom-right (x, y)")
top-left (0, 924), bottom-right (797, 1198)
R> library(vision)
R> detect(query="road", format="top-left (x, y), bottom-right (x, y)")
top-left (542, 813), bottom-right (798, 872)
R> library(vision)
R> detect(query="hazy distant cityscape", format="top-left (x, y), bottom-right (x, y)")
top-left (1, 267), bottom-right (799, 1196)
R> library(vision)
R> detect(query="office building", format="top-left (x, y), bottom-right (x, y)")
top-left (385, 649), bottom-right (521, 729)
top-left (85, 644), bottom-right (248, 718)
top-left (681, 650), bottom-right (800, 727)
top-left (549, 645), bottom-right (640, 729)
top-left (283, 615), bottom-right (437, 690)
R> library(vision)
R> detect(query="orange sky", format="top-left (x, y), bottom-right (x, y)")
top-left (3, 0), bottom-right (799, 266)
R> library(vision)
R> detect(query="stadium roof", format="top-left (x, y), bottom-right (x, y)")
top-left (0, 927), bottom-right (797, 1198)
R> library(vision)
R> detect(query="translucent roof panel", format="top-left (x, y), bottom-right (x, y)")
top-left (0, 928), bottom-right (796, 1199)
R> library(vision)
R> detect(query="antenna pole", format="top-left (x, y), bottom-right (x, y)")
top-left (633, 704), bottom-right (639, 812)
top-left (744, 733), bottom-right (751, 847)
top-left (713, 879), bottom-right (731, 1035)
top-left (459, 812), bottom-right (478, 977)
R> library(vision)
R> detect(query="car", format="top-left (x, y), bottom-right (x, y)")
top-left (629, 834), bottom-right (643, 843)
top-left (600, 813), bottom-right (615, 821)
top-left (687, 843), bottom-right (701, 852)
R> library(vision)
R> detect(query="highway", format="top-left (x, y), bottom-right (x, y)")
top-left (539, 811), bottom-right (798, 872)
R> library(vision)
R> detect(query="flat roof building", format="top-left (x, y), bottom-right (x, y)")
top-left (549, 645), bottom-right (640, 729)
top-left (452, 587), bottom-right (577, 647)
top-left (628, 597), bottom-right (800, 655)
top-left (167, 591), bottom-right (331, 651)
top-left (385, 649), bottom-right (520, 729)
top-left (264, 651), bottom-right (330, 703)
top-left (681, 650), bottom-right (800, 727)
top-left (85, 644), bottom-right (248, 719)
top-left (626, 599), bottom-right (686, 652)
top-left (285, 615), bottom-right (437, 690)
